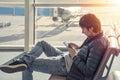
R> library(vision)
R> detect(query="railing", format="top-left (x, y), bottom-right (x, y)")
top-left (0, 2), bottom-right (24, 7)
top-left (34, 3), bottom-right (120, 7)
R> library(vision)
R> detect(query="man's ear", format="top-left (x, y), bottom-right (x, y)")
top-left (89, 27), bottom-right (94, 32)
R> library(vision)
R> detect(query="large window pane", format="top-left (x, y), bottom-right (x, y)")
top-left (0, 5), bottom-right (24, 45)
top-left (35, 6), bottom-right (120, 46)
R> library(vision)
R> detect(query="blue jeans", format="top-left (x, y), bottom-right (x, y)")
top-left (22, 41), bottom-right (67, 80)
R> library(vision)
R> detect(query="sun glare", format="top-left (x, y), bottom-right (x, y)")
top-left (108, 0), bottom-right (120, 3)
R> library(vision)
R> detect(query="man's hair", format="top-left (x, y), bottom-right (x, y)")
top-left (79, 13), bottom-right (101, 33)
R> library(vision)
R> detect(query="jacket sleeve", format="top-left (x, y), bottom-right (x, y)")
top-left (73, 39), bottom-right (106, 77)
top-left (77, 46), bottom-right (89, 61)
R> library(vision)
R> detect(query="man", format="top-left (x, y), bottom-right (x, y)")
top-left (0, 13), bottom-right (109, 80)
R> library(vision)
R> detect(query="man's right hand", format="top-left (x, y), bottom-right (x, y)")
top-left (68, 43), bottom-right (79, 49)
top-left (67, 47), bottom-right (76, 58)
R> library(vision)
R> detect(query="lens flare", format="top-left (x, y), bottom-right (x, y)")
top-left (108, 0), bottom-right (120, 3)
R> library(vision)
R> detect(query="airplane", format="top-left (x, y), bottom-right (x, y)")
top-left (52, 7), bottom-right (82, 23)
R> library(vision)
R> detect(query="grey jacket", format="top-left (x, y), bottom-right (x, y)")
top-left (67, 32), bottom-right (109, 80)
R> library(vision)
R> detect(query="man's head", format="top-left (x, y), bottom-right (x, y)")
top-left (79, 13), bottom-right (101, 37)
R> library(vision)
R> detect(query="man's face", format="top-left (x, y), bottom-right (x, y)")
top-left (81, 27), bottom-right (93, 37)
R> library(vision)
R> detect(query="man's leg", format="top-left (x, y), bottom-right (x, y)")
top-left (22, 56), bottom-right (67, 80)
top-left (0, 40), bottom-right (64, 73)
top-left (22, 68), bottom-right (33, 80)
top-left (23, 40), bottom-right (63, 64)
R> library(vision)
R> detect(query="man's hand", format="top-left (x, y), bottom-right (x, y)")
top-left (67, 42), bottom-right (79, 58)
top-left (68, 43), bottom-right (79, 49)
top-left (68, 48), bottom-right (76, 58)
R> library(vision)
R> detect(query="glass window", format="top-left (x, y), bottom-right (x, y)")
top-left (0, 1), bottom-right (24, 46)
top-left (35, 6), bottom-right (120, 46)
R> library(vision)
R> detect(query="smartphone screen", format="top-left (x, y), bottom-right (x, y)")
top-left (63, 41), bottom-right (72, 48)
top-left (63, 41), bottom-right (69, 47)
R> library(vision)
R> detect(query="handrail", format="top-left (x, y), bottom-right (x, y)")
top-left (1, 2), bottom-right (119, 7)
top-left (0, 2), bottom-right (120, 7)
top-left (34, 3), bottom-right (120, 7)
top-left (0, 2), bottom-right (24, 7)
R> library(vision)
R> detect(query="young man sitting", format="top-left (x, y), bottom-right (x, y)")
top-left (0, 13), bottom-right (109, 80)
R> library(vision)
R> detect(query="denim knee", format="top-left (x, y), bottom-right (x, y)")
top-left (36, 40), bottom-right (47, 46)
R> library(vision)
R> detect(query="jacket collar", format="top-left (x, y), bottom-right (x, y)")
top-left (88, 32), bottom-right (103, 41)
top-left (79, 32), bottom-right (103, 48)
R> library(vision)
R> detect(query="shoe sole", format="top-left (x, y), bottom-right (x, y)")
top-left (0, 64), bottom-right (27, 73)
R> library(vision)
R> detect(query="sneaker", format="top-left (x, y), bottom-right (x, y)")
top-left (0, 60), bottom-right (27, 73)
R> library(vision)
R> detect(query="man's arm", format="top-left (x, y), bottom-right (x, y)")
top-left (67, 42), bottom-right (79, 58)
top-left (73, 40), bottom-right (106, 77)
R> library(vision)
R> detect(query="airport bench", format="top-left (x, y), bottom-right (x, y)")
top-left (93, 35), bottom-right (120, 80)
top-left (49, 34), bottom-right (120, 80)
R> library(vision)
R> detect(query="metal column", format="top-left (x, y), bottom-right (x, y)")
top-left (24, 0), bottom-right (35, 52)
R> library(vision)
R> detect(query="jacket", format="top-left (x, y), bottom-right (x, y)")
top-left (67, 32), bottom-right (109, 80)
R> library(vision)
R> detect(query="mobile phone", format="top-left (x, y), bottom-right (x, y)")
top-left (63, 41), bottom-right (72, 48)
top-left (63, 41), bottom-right (69, 47)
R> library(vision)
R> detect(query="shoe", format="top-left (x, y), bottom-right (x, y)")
top-left (0, 60), bottom-right (27, 73)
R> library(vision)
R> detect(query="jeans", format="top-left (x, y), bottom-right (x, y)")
top-left (22, 41), bottom-right (67, 80)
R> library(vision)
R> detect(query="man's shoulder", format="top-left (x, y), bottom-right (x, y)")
top-left (90, 36), bottom-right (109, 47)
